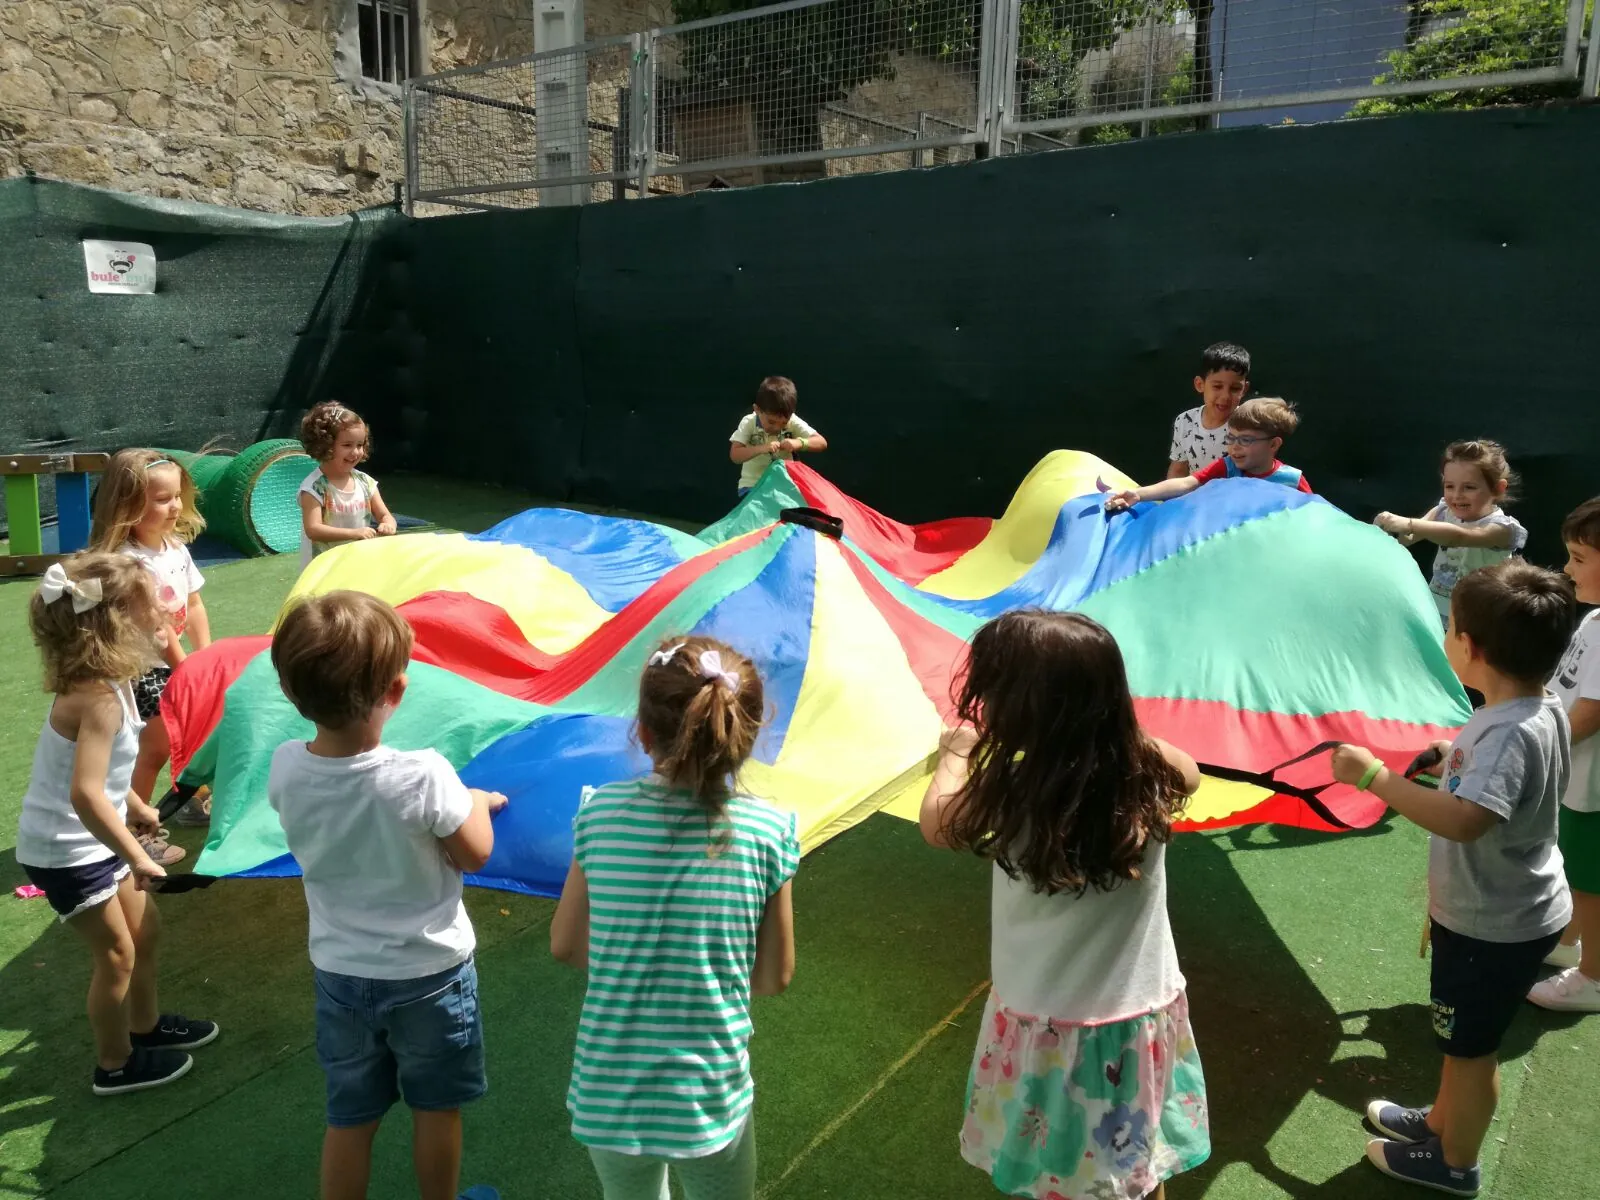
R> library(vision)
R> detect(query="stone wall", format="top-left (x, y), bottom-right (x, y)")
top-left (1, 0), bottom-right (978, 216)
top-left (0, 0), bottom-right (540, 215)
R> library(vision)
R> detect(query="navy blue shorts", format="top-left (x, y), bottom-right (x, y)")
top-left (313, 958), bottom-right (486, 1126)
top-left (1430, 920), bottom-right (1561, 1058)
top-left (21, 856), bottom-right (130, 922)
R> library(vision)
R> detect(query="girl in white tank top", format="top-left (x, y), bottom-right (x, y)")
top-left (15, 552), bottom-right (218, 1096)
top-left (920, 610), bottom-right (1210, 1200)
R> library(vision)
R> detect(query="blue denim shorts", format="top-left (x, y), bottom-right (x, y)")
top-left (312, 957), bottom-right (486, 1126)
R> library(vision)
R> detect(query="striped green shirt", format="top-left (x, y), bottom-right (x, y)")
top-left (567, 776), bottom-right (800, 1158)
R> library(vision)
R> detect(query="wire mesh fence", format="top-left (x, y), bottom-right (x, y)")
top-left (645, 0), bottom-right (986, 191)
top-left (409, 36), bottom-right (640, 210)
top-left (407, 0), bottom-right (1596, 210)
top-left (1004, 0), bottom-right (1590, 139)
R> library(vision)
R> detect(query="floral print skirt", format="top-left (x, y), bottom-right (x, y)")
top-left (960, 989), bottom-right (1210, 1199)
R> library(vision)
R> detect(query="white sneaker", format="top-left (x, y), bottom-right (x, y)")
top-left (1527, 967), bottom-right (1600, 1012)
top-left (1544, 940), bottom-right (1581, 969)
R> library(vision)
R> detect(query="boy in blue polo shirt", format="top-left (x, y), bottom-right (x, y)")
top-left (1106, 397), bottom-right (1312, 513)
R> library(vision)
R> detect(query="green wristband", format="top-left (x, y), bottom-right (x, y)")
top-left (798, 436), bottom-right (810, 451)
top-left (1356, 760), bottom-right (1383, 791)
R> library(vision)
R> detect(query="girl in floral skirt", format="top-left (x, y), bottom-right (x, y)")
top-left (921, 610), bottom-right (1210, 1200)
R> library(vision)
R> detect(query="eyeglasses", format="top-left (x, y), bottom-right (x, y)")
top-left (1223, 434), bottom-right (1273, 447)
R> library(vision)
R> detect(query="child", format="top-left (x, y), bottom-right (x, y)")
top-left (1374, 439), bottom-right (1527, 630)
top-left (267, 591), bottom-right (504, 1200)
top-left (91, 449), bottom-right (213, 851)
top-left (551, 636), bottom-right (798, 1200)
top-left (1528, 496), bottom-right (1600, 1011)
top-left (15, 552), bottom-right (219, 1095)
top-left (299, 402), bottom-right (397, 567)
top-left (1331, 559), bottom-right (1575, 1196)
top-left (1107, 397), bottom-right (1312, 513)
top-left (920, 610), bottom-right (1210, 1200)
top-left (728, 376), bottom-right (828, 498)
top-left (1167, 341), bottom-right (1252, 478)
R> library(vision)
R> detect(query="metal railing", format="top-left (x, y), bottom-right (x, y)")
top-left (407, 0), bottom-right (1599, 211)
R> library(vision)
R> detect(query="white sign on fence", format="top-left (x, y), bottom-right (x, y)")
top-left (82, 240), bottom-right (157, 294)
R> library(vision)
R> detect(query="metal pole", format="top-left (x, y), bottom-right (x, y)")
top-left (1562, 0), bottom-right (1586, 73)
top-left (535, 0), bottom-right (589, 205)
top-left (628, 31), bottom-right (654, 198)
top-left (1584, 0), bottom-right (1600, 96)
top-left (402, 81), bottom-right (419, 216)
top-left (974, 0), bottom-right (997, 157)
top-left (985, 0), bottom-right (1024, 157)
top-left (1139, 9), bottom-right (1158, 138)
top-left (613, 85), bottom-right (628, 199)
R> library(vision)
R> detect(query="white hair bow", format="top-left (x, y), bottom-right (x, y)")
top-left (649, 643), bottom-right (687, 668)
top-left (696, 649), bottom-right (740, 694)
top-left (38, 562), bottom-right (103, 613)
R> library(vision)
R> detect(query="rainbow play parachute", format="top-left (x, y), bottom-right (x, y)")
top-left (162, 452), bottom-right (1470, 897)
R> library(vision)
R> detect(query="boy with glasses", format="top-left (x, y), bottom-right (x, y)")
top-left (1106, 397), bottom-right (1312, 513)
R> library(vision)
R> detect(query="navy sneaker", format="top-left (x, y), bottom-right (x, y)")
top-left (1366, 1099), bottom-right (1435, 1144)
top-left (1366, 1136), bottom-right (1481, 1196)
top-left (132, 1014), bottom-right (219, 1051)
top-left (93, 1046), bottom-right (193, 1096)
top-left (458, 1189), bottom-right (500, 1200)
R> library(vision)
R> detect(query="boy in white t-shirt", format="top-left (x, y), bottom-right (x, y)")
top-left (728, 376), bottom-right (828, 497)
top-left (267, 591), bottom-right (506, 1200)
top-left (1166, 342), bottom-right (1251, 478)
top-left (1529, 497), bottom-right (1600, 1011)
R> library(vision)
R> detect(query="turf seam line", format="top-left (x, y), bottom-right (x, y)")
top-left (757, 977), bottom-right (991, 1200)
top-left (40, 1040), bottom-right (317, 1193)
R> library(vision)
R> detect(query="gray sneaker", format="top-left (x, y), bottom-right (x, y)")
top-left (1366, 1099), bottom-right (1434, 1144)
top-left (171, 791), bottom-right (211, 827)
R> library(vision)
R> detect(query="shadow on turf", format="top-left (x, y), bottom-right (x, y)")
top-left (2, 814), bottom-right (1586, 1200)
top-left (0, 851), bottom-right (328, 1199)
top-left (0, 813), bottom-right (1003, 1200)
top-left (1170, 830), bottom-right (1585, 1200)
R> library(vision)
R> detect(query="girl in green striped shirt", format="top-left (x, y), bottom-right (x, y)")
top-left (552, 636), bottom-right (799, 1200)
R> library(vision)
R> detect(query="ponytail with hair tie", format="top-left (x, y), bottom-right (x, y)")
top-left (638, 636), bottom-right (765, 814)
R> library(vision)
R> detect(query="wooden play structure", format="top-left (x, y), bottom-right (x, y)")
top-left (1, 453), bottom-right (110, 576)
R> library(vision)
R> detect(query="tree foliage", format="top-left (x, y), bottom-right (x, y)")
top-left (1349, 0), bottom-right (1586, 116)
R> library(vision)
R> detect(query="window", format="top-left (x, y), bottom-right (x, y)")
top-left (358, 0), bottom-right (417, 84)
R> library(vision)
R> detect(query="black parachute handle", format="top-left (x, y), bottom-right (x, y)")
top-left (779, 508), bottom-right (843, 540)
top-left (150, 782), bottom-right (219, 893)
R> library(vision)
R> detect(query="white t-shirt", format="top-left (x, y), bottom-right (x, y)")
top-left (1169, 406), bottom-right (1230, 474)
top-left (122, 538), bottom-right (204, 637)
top-left (1552, 610), bottom-right (1600, 813)
top-left (16, 683), bottom-right (143, 869)
top-left (990, 840), bottom-right (1183, 1024)
top-left (1426, 502), bottom-right (1527, 626)
top-left (299, 467), bottom-right (379, 567)
top-left (268, 743), bottom-right (477, 979)
top-left (730, 412), bottom-right (820, 490)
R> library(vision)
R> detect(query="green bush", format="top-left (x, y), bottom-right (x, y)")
top-left (1350, 0), bottom-right (1588, 116)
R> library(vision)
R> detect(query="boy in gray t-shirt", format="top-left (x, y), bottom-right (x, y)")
top-left (1332, 559), bottom-right (1576, 1198)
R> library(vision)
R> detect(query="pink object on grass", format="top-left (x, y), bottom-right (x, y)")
top-left (14, 885), bottom-right (45, 900)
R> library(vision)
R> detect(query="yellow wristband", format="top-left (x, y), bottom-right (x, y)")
top-left (1356, 761), bottom-right (1383, 791)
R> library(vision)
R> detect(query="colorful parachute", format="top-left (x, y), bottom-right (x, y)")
top-left (163, 452), bottom-right (1470, 897)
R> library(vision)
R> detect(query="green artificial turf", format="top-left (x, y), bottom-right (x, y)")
top-left (2, 477), bottom-right (1596, 1200)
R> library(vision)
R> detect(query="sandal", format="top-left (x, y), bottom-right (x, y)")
top-left (137, 830), bottom-right (186, 867)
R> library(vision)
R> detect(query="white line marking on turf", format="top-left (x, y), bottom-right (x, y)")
top-left (758, 977), bottom-right (991, 1199)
